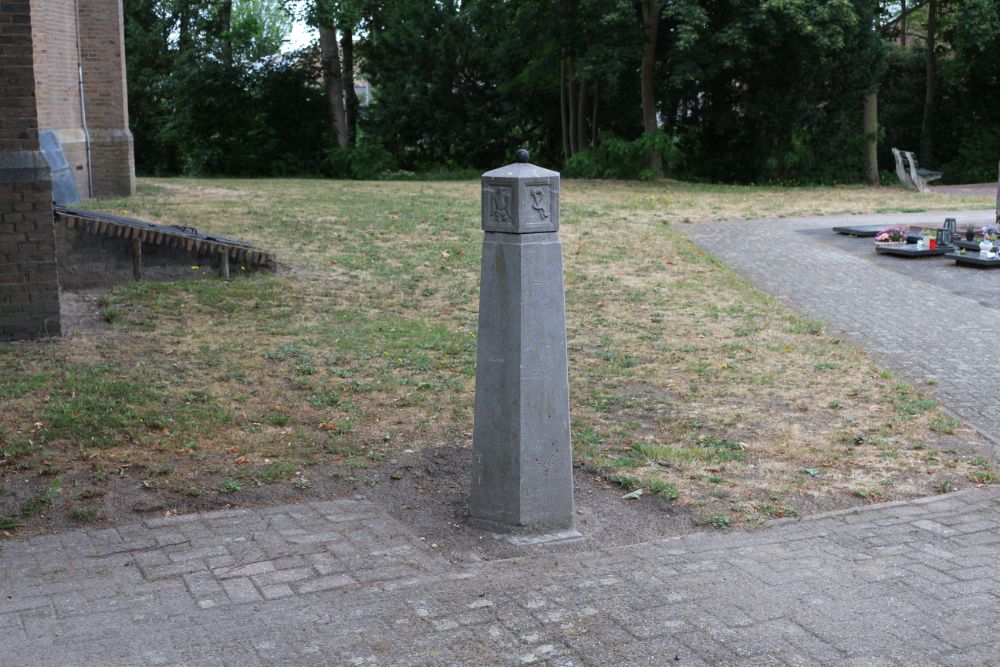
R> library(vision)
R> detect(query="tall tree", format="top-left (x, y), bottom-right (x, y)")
top-left (920, 0), bottom-right (937, 161)
top-left (864, 91), bottom-right (879, 185)
top-left (900, 0), bottom-right (907, 45)
top-left (340, 24), bottom-right (359, 147)
top-left (318, 22), bottom-right (349, 149)
top-left (219, 0), bottom-right (234, 68)
top-left (311, 0), bottom-right (362, 150)
top-left (639, 0), bottom-right (664, 176)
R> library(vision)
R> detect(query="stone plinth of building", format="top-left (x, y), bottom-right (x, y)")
top-left (1, 0), bottom-right (62, 341)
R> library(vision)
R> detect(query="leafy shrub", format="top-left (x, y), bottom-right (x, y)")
top-left (564, 132), bottom-right (683, 180)
top-left (326, 143), bottom-right (397, 179)
top-left (940, 126), bottom-right (1000, 184)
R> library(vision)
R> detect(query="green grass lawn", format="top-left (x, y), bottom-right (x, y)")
top-left (0, 177), bottom-right (995, 534)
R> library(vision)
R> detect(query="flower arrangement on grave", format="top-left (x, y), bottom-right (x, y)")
top-left (979, 226), bottom-right (997, 254)
top-left (874, 225), bottom-right (909, 247)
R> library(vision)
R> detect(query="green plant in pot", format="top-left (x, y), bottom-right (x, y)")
top-left (966, 224), bottom-right (976, 241)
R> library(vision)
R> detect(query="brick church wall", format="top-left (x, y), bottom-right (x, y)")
top-left (29, 0), bottom-right (134, 200)
top-left (0, 0), bottom-right (62, 341)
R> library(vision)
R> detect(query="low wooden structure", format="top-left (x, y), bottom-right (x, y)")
top-left (53, 206), bottom-right (275, 288)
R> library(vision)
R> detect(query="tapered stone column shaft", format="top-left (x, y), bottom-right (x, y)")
top-left (470, 153), bottom-right (573, 532)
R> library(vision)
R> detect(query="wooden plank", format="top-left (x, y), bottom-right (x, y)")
top-left (219, 250), bottom-right (230, 279)
top-left (131, 238), bottom-right (142, 281)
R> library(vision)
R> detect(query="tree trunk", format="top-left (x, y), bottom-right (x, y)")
top-left (219, 0), bottom-right (233, 69)
top-left (900, 0), bottom-right (907, 47)
top-left (179, 3), bottom-right (192, 54)
top-left (576, 79), bottom-right (588, 154)
top-left (341, 25), bottom-right (359, 148)
top-left (319, 24), bottom-right (349, 150)
top-left (568, 58), bottom-right (578, 157)
top-left (559, 59), bottom-right (570, 162)
top-left (864, 92), bottom-right (879, 186)
top-left (920, 0), bottom-right (936, 163)
top-left (640, 0), bottom-right (664, 176)
top-left (591, 80), bottom-right (599, 147)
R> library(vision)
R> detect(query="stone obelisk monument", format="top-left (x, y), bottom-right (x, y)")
top-left (469, 150), bottom-right (575, 535)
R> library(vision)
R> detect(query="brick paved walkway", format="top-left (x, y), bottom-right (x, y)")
top-left (3, 488), bottom-right (1000, 665)
top-left (680, 209), bottom-right (1000, 451)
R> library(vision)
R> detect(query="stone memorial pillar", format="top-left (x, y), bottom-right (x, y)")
top-left (469, 150), bottom-right (575, 535)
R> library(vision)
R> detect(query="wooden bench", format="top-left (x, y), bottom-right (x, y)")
top-left (891, 148), bottom-right (915, 190)
top-left (892, 148), bottom-right (942, 193)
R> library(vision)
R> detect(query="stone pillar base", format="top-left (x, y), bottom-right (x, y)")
top-left (0, 151), bottom-right (62, 342)
top-left (88, 128), bottom-right (135, 199)
top-left (41, 128), bottom-right (135, 200)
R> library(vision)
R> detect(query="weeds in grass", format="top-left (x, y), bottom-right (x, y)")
top-left (646, 479), bottom-right (679, 500)
top-left (929, 416), bottom-right (961, 434)
top-left (221, 479), bottom-right (243, 493)
top-left (695, 512), bottom-right (731, 529)
top-left (70, 508), bottom-right (98, 522)
top-left (20, 475), bottom-right (61, 518)
top-left (968, 469), bottom-right (998, 485)
top-left (101, 306), bottom-right (121, 323)
top-left (933, 479), bottom-right (958, 494)
top-left (851, 487), bottom-right (888, 502)
top-left (259, 460), bottom-right (296, 484)
top-left (267, 413), bottom-right (291, 427)
top-left (0, 516), bottom-right (24, 531)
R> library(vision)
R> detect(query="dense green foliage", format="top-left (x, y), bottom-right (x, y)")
top-left (124, 0), bottom-right (1000, 183)
top-left (879, 0), bottom-right (1000, 183)
top-left (125, 0), bottom-right (327, 175)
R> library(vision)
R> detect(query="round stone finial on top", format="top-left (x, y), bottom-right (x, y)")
top-left (515, 148), bottom-right (530, 163)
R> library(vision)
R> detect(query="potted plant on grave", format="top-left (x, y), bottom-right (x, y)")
top-left (965, 224), bottom-right (976, 241)
top-left (874, 225), bottom-right (909, 248)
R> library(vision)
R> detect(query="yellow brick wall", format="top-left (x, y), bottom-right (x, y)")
top-left (29, 0), bottom-right (135, 199)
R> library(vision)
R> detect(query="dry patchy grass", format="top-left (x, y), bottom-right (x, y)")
top-left (0, 177), bottom-right (995, 534)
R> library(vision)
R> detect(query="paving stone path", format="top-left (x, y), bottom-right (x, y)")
top-left (3, 487), bottom-right (1000, 666)
top-left (680, 209), bottom-right (1000, 452)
